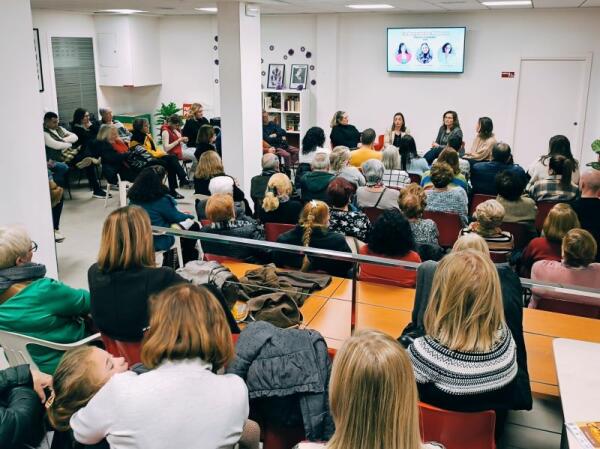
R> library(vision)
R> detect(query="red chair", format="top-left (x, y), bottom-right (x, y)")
top-left (422, 211), bottom-right (462, 248)
top-left (374, 134), bottom-right (385, 151)
top-left (489, 251), bottom-right (509, 263)
top-left (500, 221), bottom-right (533, 250)
top-left (200, 219), bottom-right (212, 227)
top-left (101, 334), bottom-right (142, 365)
top-left (362, 207), bottom-right (384, 224)
top-left (469, 193), bottom-right (495, 217)
top-left (419, 402), bottom-right (496, 449)
top-left (409, 173), bottom-right (422, 184)
top-left (265, 223), bottom-right (295, 242)
top-left (203, 253), bottom-right (244, 263)
top-left (535, 201), bottom-right (560, 232)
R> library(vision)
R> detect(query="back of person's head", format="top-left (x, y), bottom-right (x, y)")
top-left (474, 199), bottom-right (505, 236)
top-left (424, 250), bottom-right (504, 352)
top-left (548, 135), bottom-right (574, 160)
top-left (127, 166), bottom-right (168, 203)
top-left (549, 154), bottom-right (574, 187)
top-left (430, 162), bottom-right (454, 189)
top-left (262, 173), bottom-right (293, 212)
top-left (327, 330), bottom-right (422, 449)
top-left (311, 152), bottom-right (330, 171)
top-left (492, 142), bottom-right (512, 164)
top-left (437, 148), bottom-right (460, 175)
top-left (209, 176), bottom-right (234, 196)
top-left (302, 127), bottom-right (326, 155)
top-left (327, 177), bottom-right (356, 208)
top-left (0, 225), bottom-right (31, 270)
top-left (167, 114), bottom-right (182, 126)
top-left (195, 150), bottom-right (224, 179)
top-left (580, 169), bottom-right (600, 197)
top-left (72, 108), bottom-right (87, 126)
top-left (44, 111), bottom-right (58, 123)
top-left (398, 135), bottom-right (418, 170)
top-left (330, 111), bottom-right (345, 128)
top-left (362, 159), bottom-right (385, 186)
top-left (478, 117), bottom-right (494, 139)
top-left (261, 153), bottom-right (279, 172)
top-left (360, 128), bottom-right (376, 146)
top-left (368, 209), bottom-right (414, 257)
top-left (206, 193), bottom-right (235, 223)
top-left (382, 145), bottom-right (401, 170)
top-left (543, 203), bottom-right (580, 243)
top-left (398, 184), bottom-right (427, 219)
top-left (299, 200), bottom-right (329, 271)
top-left (197, 124), bottom-right (215, 144)
top-left (446, 133), bottom-right (462, 152)
top-left (96, 124), bottom-right (115, 142)
top-left (141, 284), bottom-right (233, 370)
top-left (330, 146), bottom-right (351, 172)
top-left (97, 206), bottom-right (155, 272)
top-left (452, 233), bottom-right (490, 255)
top-left (495, 170), bottom-right (526, 201)
top-left (563, 229), bottom-right (597, 268)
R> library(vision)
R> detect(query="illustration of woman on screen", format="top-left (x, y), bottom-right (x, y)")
top-left (438, 42), bottom-right (456, 65)
top-left (417, 43), bottom-right (432, 64)
top-left (395, 42), bottom-right (412, 64)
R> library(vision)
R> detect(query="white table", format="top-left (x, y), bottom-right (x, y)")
top-left (553, 338), bottom-right (600, 449)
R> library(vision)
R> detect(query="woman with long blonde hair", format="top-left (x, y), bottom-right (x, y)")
top-left (260, 173), bottom-right (302, 224)
top-left (274, 200), bottom-right (352, 277)
top-left (296, 330), bottom-right (442, 449)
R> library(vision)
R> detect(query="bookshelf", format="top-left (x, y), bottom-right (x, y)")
top-left (262, 89), bottom-right (309, 148)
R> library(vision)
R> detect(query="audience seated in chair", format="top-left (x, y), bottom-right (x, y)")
top-left (327, 177), bottom-right (371, 242)
top-left (424, 162), bottom-right (469, 226)
top-left (463, 117), bottom-right (497, 165)
top-left (329, 146), bottom-right (365, 187)
top-left (528, 154), bottom-right (579, 202)
top-left (530, 229), bottom-right (600, 309)
top-left (262, 111), bottom-right (299, 169)
top-left (383, 111), bottom-right (411, 147)
top-left (358, 209), bottom-right (421, 288)
top-left (348, 128), bottom-right (382, 167)
top-left (356, 159), bottom-right (400, 211)
top-left (424, 110), bottom-right (463, 165)
top-left (88, 206), bottom-right (186, 343)
top-left (296, 127), bottom-right (329, 187)
top-left (92, 124), bottom-right (136, 184)
top-left (460, 199), bottom-right (514, 255)
top-left (275, 200), bottom-right (353, 277)
top-left (94, 107), bottom-right (131, 142)
top-left (495, 170), bottom-right (537, 236)
top-left (0, 225), bottom-right (91, 374)
top-left (194, 150), bottom-right (247, 205)
top-left (572, 168), bottom-right (600, 259)
top-left (194, 124), bottom-right (220, 160)
top-left (421, 148), bottom-right (468, 192)
top-left (48, 171), bottom-right (65, 243)
top-left (259, 173), bottom-right (302, 225)
top-left (300, 153), bottom-right (335, 203)
top-left (196, 174), bottom-right (251, 220)
top-left (161, 114), bottom-right (195, 163)
top-left (70, 108), bottom-right (98, 153)
top-left (251, 153), bottom-right (280, 211)
top-left (399, 134), bottom-right (430, 176)
top-left (329, 110), bottom-right (361, 150)
top-left (294, 330), bottom-right (443, 449)
top-left (471, 142), bottom-right (527, 196)
top-left (527, 134), bottom-right (580, 189)
top-left (520, 203), bottom-right (580, 277)
top-left (399, 183), bottom-right (439, 246)
top-left (382, 145), bottom-right (411, 188)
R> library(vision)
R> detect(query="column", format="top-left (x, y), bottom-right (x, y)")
top-left (217, 2), bottom-right (263, 199)
top-left (0, 0), bottom-right (58, 278)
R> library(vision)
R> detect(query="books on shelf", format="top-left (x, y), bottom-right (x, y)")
top-left (284, 96), bottom-right (300, 112)
top-left (566, 422), bottom-right (600, 448)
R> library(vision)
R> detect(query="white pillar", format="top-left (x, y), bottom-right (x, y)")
top-left (315, 15), bottom-right (339, 135)
top-left (217, 2), bottom-right (263, 198)
top-left (0, 0), bottom-right (58, 278)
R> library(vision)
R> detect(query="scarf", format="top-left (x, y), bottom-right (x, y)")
top-left (0, 263), bottom-right (46, 293)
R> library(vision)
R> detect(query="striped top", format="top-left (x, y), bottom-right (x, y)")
top-left (459, 227), bottom-right (514, 253)
top-left (408, 325), bottom-right (518, 396)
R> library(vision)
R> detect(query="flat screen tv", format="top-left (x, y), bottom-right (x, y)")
top-left (387, 27), bottom-right (466, 74)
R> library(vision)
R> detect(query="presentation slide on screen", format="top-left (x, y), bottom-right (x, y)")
top-left (387, 27), bottom-right (466, 73)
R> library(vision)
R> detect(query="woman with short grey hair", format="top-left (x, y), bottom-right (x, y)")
top-left (381, 145), bottom-right (410, 188)
top-left (330, 146), bottom-right (365, 187)
top-left (356, 159), bottom-right (400, 211)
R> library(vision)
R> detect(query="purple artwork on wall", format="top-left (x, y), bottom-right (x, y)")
top-left (269, 45), bottom-right (275, 51)
top-left (300, 46), bottom-right (305, 52)
top-left (283, 55), bottom-right (288, 60)
top-left (214, 59), bottom-right (219, 65)
top-left (310, 65), bottom-right (315, 70)
top-left (213, 45), bottom-right (218, 51)
top-left (214, 36), bottom-right (218, 42)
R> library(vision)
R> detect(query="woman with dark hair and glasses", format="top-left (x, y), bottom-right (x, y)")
top-left (527, 134), bottom-right (581, 189)
top-left (70, 107), bottom-right (97, 151)
top-left (425, 110), bottom-right (463, 164)
top-left (464, 117), bottom-right (497, 164)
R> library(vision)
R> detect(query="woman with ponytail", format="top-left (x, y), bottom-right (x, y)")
top-left (528, 154), bottom-right (579, 202)
top-left (274, 200), bottom-right (353, 277)
top-left (259, 173), bottom-right (302, 224)
top-left (528, 134), bottom-right (580, 188)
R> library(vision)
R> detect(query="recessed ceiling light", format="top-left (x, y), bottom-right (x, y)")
top-left (195, 7), bottom-right (218, 12)
top-left (481, 1), bottom-right (531, 5)
top-left (346, 4), bottom-right (395, 9)
top-left (97, 9), bottom-right (146, 14)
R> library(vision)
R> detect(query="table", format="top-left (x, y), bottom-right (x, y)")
top-left (553, 339), bottom-right (600, 449)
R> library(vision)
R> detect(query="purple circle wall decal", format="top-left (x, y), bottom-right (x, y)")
top-left (261, 58), bottom-right (264, 63)
top-left (310, 65), bottom-right (315, 70)
top-left (283, 55), bottom-right (288, 60)
top-left (213, 45), bottom-right (218, 51)
top-left (269, 45), bottom-right (274, 51)
top-left (310, 80), bottom-right (316, 85)
top-left (215, 79), bottom-right (219, 84)
top-left (300, 46), bottom-right (305, 52)
top-left (214, 59), bottom-right (219, 65)
top-left (261, 71), bottom-right (266, 76)
top-left (214, 36), bottom-right (218, 42)
top-left (306, 51), bottom-right (312, 58)
top-left (288, 49), bottom-right (294, 56)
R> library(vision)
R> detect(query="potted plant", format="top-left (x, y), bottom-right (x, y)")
top-left (155, 102), bottom-right (181, 143)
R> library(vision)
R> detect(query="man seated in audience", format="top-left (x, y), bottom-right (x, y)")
top-left (300, 152), bottom-right (335, 203)
top-left (262, 111), bottom-right (298, 169)
top-left (348, 128), bottom-right (382, 167)
top-left (92, 107), bottom-right (131, 142)
top-left (471, 142), bottom-right (527, 195)
top-left (250, 153), bottom-right (280, 211)
top-left (573, 168), bottom-right (600, 260)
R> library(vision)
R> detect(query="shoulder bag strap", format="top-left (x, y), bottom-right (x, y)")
top-left (374, 187), bottom-right (387, 208)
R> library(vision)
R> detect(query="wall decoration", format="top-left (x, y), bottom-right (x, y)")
top-left (261, 58), bottom-right (264, 63)
top-left (290, 64), bottom-right (308, 90)
top-left (300, 47), bottom-right (305, 52)
top-left (33, 28), bottom-right (44, 92)
top-left (261, 71), bottom-right (266, 76)
top-left (215, 79), bottom-right (219, 84)
top-left (267, 64), bottom-right (285, 89)
top-left (213, 45), bottom-right (218, 51)
top-left (310, 65), bottom-right (315, 71)
top-left (269, 45), bottom-right (275, 51)
top-left (305, 51), bottom-right (312, 59)
top-left (288, 49), bottom-right (294, 56)
top-left (214, 59), bottom-right (219, 65)
top-left (214, 35), bottom-right (218, 42)
top-left (311, 80), bottom-right (317, 86)
top-left (283, 55), bottom-right (288, 60)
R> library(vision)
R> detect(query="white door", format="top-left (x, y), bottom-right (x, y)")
top-left (513, 57), bottom-right (591, 170)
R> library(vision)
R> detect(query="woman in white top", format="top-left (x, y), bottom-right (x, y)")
top-left (527, 135), bottom-right (580, 190)
top-left (329, 146), bottom-right (366, 187)
top-left (67, 284), bottom-right (251, 449)
top-left (295, 330), bottom-right (443, 449)
top-left (299, 126), bottom-right (330, 164)
top-left (382, 145), bottom-right (411, 188)
top-left (384, 112), bottom-right (411, 148)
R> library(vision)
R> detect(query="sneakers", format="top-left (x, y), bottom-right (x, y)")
top-left (75, 157), bottom-right (94, 169)
top-left (93, 190), bottom-right (111, 199)
top-left (54, 230), bottom-right (65, 243)
top-left (170, 191), bottom-right (184, 199)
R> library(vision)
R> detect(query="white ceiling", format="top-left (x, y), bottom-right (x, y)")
top-left (30, 0), bottom-right (597, 15)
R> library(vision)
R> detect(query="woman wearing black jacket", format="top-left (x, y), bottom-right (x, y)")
top-left (90, 124), bottom-right (133, 184)
top-left (329, 111), bottom-right (361, 149)
top-left (70, 108), bottom-right (97, 152)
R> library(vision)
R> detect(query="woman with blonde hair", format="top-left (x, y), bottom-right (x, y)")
top-left (182, 102), bottom-right (209, 146)
top-left (398, 184), bottom-right (439, 246)
top-left (329, 111), bottom-right (360, 149)
top-left (260, 173), bottom-right (302, 224)
top-left (520, 203), bottom-right (580, 277)
top-left (459, 199), bottom-right (514, 254)
top-left (90, 123), bottom-right (132, 184)
top-left (329, 146), bottom-right (365, 187)
top-left (88, 205), bottom-right (186, 342)
top-left (275, 200), bottom-right (352, 277)
top-left (295, 330), bottom-right (442, 449)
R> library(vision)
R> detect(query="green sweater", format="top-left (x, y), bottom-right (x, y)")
top-left (0, 278), bottom-right (90, 374)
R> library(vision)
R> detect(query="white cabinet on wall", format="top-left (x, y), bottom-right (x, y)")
top-left (262, 89), bottom-right (309, 148)
top-left (94, 15), bottom-right (161, 87)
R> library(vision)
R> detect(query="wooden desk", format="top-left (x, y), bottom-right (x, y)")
top-left (330, 279), bottom-right (416, 311)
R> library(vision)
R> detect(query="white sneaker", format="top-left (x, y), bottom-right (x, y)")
top-left (54, 230), bottom-right (65, 242)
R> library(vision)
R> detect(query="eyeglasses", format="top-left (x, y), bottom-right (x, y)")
top-left (30, 241), bottom-right (38, 253)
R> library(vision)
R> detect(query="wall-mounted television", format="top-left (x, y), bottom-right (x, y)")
top-left (387, 27), bottom-right (466, 74)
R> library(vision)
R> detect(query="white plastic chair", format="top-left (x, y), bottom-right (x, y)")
top-left (153, 232), bottom-right (185, 269)
top-left (104, 174), bottom-right (132, 208)
top-left (0, 330), bottom-right (101, 371)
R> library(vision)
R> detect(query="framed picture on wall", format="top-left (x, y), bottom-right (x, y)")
top-left (290, 64), bottom-right (308, 90)
top-left (267, 64), bottom-right (285, 89)
top-left (33, 28), bottom-right (44, 92)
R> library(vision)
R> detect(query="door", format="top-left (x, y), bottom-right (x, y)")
top-left (513, 57), bottom-right (591, 170)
